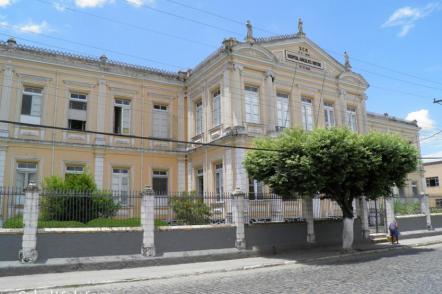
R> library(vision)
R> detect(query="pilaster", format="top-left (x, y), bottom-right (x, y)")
top-left (0, 65), bottom-right (14, 137)
top-left (232, 63), bottom-right (244, 127)
top-left (94, 154), bottom-right (104, 189)
top-left (95, 79), bottom-right (106, 145)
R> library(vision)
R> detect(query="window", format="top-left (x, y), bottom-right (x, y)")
top-left (426, 177), bottom-right (439, 187)
top-left (152, 104), bottom-right (169, 138)
top-left (244, 86), bottom-right (260, 123)
top-left (16, 162), bottom-right (38, 205)
top-left (276, 92), bottom-right (290, 129)
top-left (436, 199), bottom-right (442, 208)
top-left (112, 168), bottom-right (129, 205)
top-left (346, 107), bottom-right (357, 132)
top-left (114, 99), bottom-right (131, 134)
top-left (212, 89), bottom-right (221, 127)
top-left (68, 93), bottom-right (87, 131)
top-left (65, 165), bottom-right (84, 180)
top-left (21, 87), bottom-right (43, 124)
top-left (195, 101), bottom-right (203, 135)
top-left (152, 170), bottom-right (168, 195)
top-left (214, 163), bottom-right (223, 200)
top-left (196, 168), bottom-right (204, 198)
top-left (248, 177), bottom-right (263, 200)
top-left (16, 162), bottom-right (38, 190)
top-left (411, 181), bottom-right (418, 196)
top-left (323, 103), bottom-right (335, 128)
top-left (301, 97), bottom-right (314, 131)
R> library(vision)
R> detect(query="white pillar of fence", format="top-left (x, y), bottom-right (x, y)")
top-left (232, 188), bottom-right (246, 250)
top-left (384, 197), bottom-right (395, 234)
top-left (271, 196), bottom-right (283, 222)
top-left (141, 186), bottom-right (155, 257)
top-left (302, 198), bottom-right (316, 244)
top-left (420, 193), bottom-right (432, 230)
top-left (19, 182), bottom-right (40, 263)
top-left (359, 196), bottom-right (370, 239)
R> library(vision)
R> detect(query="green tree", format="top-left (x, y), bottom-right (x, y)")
top-left (244, 128), bottom-right (418, 249)
top-left (41, 172), bottom-right (120, 223)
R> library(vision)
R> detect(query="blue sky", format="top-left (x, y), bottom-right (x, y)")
top-left (0, 0), bottom-right (441, 157)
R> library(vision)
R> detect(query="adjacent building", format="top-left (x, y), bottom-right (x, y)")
top-left (0, 20), bottom-right (424, 220)
top-left (423, 161), bottom-right (442, 208)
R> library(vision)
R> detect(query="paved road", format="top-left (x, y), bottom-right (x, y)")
top-left (27, 243), bottom-right (442, 294)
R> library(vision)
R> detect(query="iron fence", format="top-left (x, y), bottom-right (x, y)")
top-left (0, 187), bottom-right (26, 228)
top-left (393, 196), bottom-right (422, 216)
top-left (0, 187), bottom-right (347, 228)
top-left (367, 197), bottom-right (385, 233)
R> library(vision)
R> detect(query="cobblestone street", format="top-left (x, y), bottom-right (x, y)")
top-left (40, 243), bottom-right (442, 294)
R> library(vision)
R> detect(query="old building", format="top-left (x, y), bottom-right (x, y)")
top-left (423, 161), bottom-right (442, 208)
top-left (0, 20), bottom-right (424, 221)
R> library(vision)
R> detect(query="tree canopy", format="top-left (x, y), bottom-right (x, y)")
top-left (244, 128), bottom-right (418, 219)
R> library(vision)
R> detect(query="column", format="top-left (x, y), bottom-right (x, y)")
top-left (232, 188), bottom-right (246, 249)
top-left (231, 63), bottom-right (243, 127)
top-left (265, 70), bottom-right (275, 133)
top-left (302, 198), bottom-right (316, 243)
top-left (222, 64), bottom-right (232, 127)
top-left (420, 194), bottom-right (432, 230)
top-left (359, 196), bottom-right (370, 239)
top-left (19, 183), bottom-right (40, 263)
top-left (360, 94), bottom-right (368, 134)
top-left (338, 89), bottom-right (347, 127)
top-left (95, 79), bottom-right (106, 145)
top-left (0, 147), bottom-right (5, 186)
top-left (177, 158), bottom-right (185, 192)
top-left (419, 165), bottom-right (432, 230)
top-left (384, 198), bottom-right (395, 235)
top-left (187, 161), bottom-right (193, 192)
top-left (234, 148), bottom-right (248, 192)
top-left (141, 186), bottom-right (155, 256)
top-left (94, 154), bottom-right (104, 190)
top-left (224, 148), bottom-right (234, 193)
top-left (177, 90), bottom-right (185, 142)
top-left (0, 65), bottom-right (13, 137)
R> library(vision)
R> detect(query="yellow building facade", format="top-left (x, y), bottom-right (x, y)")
top-left (0, 21), bottom-right (423, 209)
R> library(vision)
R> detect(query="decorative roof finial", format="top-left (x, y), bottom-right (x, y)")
top-left (297, 17), bottom-right (305, 37)
top-left (99, 54), bottom-right (108, 64)
top-left (6, 37), bottom-right (16, 48)
top-left (344, 51), bottom-right (352, 71)
top-left (245, 20), bottom-right (255, 44)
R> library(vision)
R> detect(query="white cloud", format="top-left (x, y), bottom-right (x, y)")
top-left (74, 0), bottom-right (112, 8)
top-left (18, 21), bottom-right (50, 34)
top-left (406, 109), bottom-right (435, 130)
top-left (382, 3), bottom-right (441, 37)
top-left (53, 0), bottom-right (68, 12)
top-left (0, 0), bottom-right (12, 8)
top-left (126, 0), bottom-right (155, 7)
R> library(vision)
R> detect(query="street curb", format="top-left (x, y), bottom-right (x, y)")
top-left (3, 239), bottom-right (442, 293)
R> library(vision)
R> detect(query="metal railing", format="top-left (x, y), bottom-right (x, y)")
top-left (0, 188), bottom-right (347, 228)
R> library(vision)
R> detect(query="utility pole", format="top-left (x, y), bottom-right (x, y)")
top-left (434, 98), bottom-right (442, 105)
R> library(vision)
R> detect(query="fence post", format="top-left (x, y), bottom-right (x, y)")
top-left (359, 196), bottom-right (370, 239)
top-left (232, 187), bottom-right (246, 250)
top-left (420, 193), bottom-right (432, 230)
top-left (271, 196), bottom-right (283, 222)
top-left (18, 182), bottom-right (39, 263)
top-left (302, 198), bottom-right (316, 244)
top-left (141, 185), bottom-right (155, 257)
top-left (384, 197), bottom-right (395, 234)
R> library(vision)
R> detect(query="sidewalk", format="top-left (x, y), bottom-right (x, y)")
top-left (2, 234), bottom-right (442, 293)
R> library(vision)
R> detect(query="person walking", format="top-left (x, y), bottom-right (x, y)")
top-left (389, 219), bottom-right (399, 244)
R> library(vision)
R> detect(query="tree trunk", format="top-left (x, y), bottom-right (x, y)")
top-left (342, 217), bottom-right (354, 250)
top-left (337, 196), bottom-right (354, 250)
top-left (302, 198), bottom-right (315, 243)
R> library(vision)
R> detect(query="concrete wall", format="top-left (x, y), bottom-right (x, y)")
top-left (396, 215), bottom-right (427, 232)
top-left (155, 226), bottom-right (236, 255)
top-left (430, 214), bottom-right (442, 229)
top-left (245, 219), bottom-right (363, 252)
top-left (0, 233), bottom-right (21, 261)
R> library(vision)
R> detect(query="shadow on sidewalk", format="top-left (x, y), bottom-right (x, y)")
top-left (265, 243), bottom-right (435, 266)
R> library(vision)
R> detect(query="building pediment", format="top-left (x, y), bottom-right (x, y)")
top-left (338, 71), bottom-right (369, 88)
top-left (232, 44), bottom-right (277, 63)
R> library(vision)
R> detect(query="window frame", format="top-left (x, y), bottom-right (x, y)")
top-left (276, 92), bottom-right (290, 129)
top-left (323, 102), bottom-right (336, 128)
top-left (113, 98), bottom-right (131, 135)
top-left (426, 177), bottom-right (439, 187)
top-left (195, 100), bottom-right (203, 135)
top-left (346, 107), bottom-right (357, 132)
top-left (212, 89), bottom-right (221, 127)
top-left (301, 97), bottom-right (314, 131)
top-left (152, 170), bottom-right (169, 195)
top-left (244, 85), bottom-right (260, 123)
top-left (20, 86), bottom-right (43, 124)
top-left (152, 103), bottom-right (170, 138)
